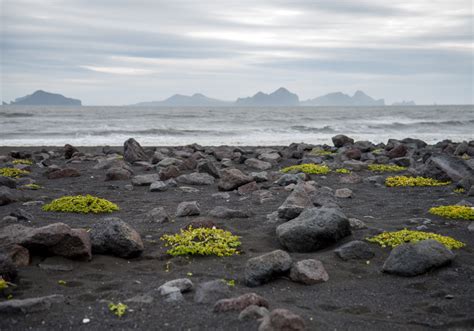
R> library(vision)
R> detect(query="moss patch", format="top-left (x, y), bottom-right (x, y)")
top-left (12, 159), bottom-right (33, 165)
top-left (0, 278), bottom-right (8, 290)
top-left (109, 302), bottom-right (127, 317)
top-left (429, 205), bottom-right (474, 220)
top-left (281, 164), bottom-right (330, 175)
top-left (366, 229), bottom-right (465, 249)
top-left (161, 226), bottom-right (241, 257)
top-left (385, 176), bottom-right (451, 187)
top-left (335, 168), bottom-right (351, 174)
top-left (42, 194), bottom-right (119, 214)
top-left (0, 168), bottom-right (30, 178)
top-left (368, 164), bottom-right (407, 172)
top-left (21, 183), bottom-right (42, 190)
top-left (309, 148), bottom-right (335, 156)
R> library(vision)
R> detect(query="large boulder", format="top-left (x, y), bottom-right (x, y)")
top-left (382, 240), bottom-right (454, 276)
top-left (196, 159), bottom-right (220, 178)
top-left (218, 168), bottom-right (253, 191)
top-left (63, 144), bottom-right (78, 159)
top-left (123, 138), bottom-right (148, 163)
top-left (90, 217), bottom-right (144, 258)
top-left (245, 250), bottom-right (292, 287)
top-left (332, 134), bottom-right (354, 148)
top-left (419, 154), bottom-right (474, 182)
top-left (176, 201), bottom-right (201, 217)
top-left (0, 223), bottom-right (91, 260)
top-left (276, 207), bottom-right (351, 252)
top-left (277, 184), bottom-right (313, 220)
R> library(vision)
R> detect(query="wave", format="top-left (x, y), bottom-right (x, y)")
top-left (368, 119), bottom-right (474, 131)
top-left (289, 125), bottom-right (336, 133)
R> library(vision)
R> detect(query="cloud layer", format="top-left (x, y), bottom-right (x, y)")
top-left (1, 0), bottom-right (472, 105)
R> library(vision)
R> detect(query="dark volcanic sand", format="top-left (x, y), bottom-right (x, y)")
top-left (1, 146), bottom-right (473, 331)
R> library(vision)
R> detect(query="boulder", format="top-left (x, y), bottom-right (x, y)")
top-left (209, 206), bottom-right (249, 219)
top-left (214, 293), bottom-right (269, 312)
top-left (90, 217), bottom-right (144, 258)
top-left (0, 253), bottom-right (18, 281)
top-left (47, 168), bottom-right (80, 179)
top-left (63, 144), bottom-right (78, 159)
top-left (176, 172), bottom-right (215, 185)
top-left (194, 279), bottom-right (231, 304)
top-left (0, 187), bottom-right (17, 206)
top-left (258, 308), bottom-right (305, 331)
top-left (196, 159), bottom-right (220, 178)
top-left (239, 305), bottom-right (270, 321)
top-left (275, 173), bottom-right (304, 186)
top-left (159, 278), bottom-right (193, 294)
top-left (289, 259), bottom-right (329, 285)
top-left (144, 207), bottom-right (170, 223)
top-left (131, 173), bottom-right (161, 186)
top-left (335, 188), bottom-right (352, 199)
top-left (258, 153), bottom-right (281, 164)
top-left (276, 207), bottom-right (351, 252)
top-left (332, 134), bottom-right (354, 148)
top-left (218, 168), bottom-right (253, 191)
top-left (105, 167), bottom-right (132, 181)
top-left (344, 148), bottom-right (362, 160)
top-left (382, 239), bottom-right (454, 276)
top-left (387, 144), bottom-right (407, 159)
top-left (176, 201), bottom-right (201, 217)
top-left (420, 154), bottom-right (474, 182)
top-left (159, 165), bottom-right (180, 180)
top-left (245, 158), bottom-right (272, 170)
top-left (334, 240), bottom-right (375, 260)
top-left (277, 184), bottom-right (313, 220)
top-left (123, 138), bottom-right (148, 163)
top-left (237, 181), bottom-right (259, 195)
top-left (245, 250), bottom-right (292, 287)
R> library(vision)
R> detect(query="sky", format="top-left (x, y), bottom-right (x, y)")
top-left (1, 0), bottom-right (473, 105)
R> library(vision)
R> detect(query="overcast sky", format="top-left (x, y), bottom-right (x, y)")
top-left (1, 0), bottom-right (472, 105)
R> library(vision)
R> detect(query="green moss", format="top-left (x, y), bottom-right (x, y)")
top-left (42, 194), bottom-right (119, 214)
top-left (281, 164), bottom-right (330, 175)
top-left (109, 302), bottom-right (127, 317)
top-left (21, 183), bottom-right (42, 190)
top-left (12, 159), bottom-right (33, 165)
top-left (366, 229), bottom-right (465, 249)
top-left (372, 148), bottom-right (384, 155)
top-left (429, 205), bottom-right (474, 220)
top-left (368, 164), bottom-right (407, 172)
top-left (161, 226), bottom-right (241, 257)
top-left (0, 278), bottom-right (8, 290)
top-left (453, 187), bottom-right (465, 194)
top-left (385, 176), bottom-right (451, 187)
top-left (0, 168), bottom-right (30, 178)
top-left (335, 168), bottom-right (351, 174)
top-left (309, 148), bottom-right (335, 156)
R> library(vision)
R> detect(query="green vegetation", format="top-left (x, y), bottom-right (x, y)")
top-left (0, 168), bottom-right (30, 178)
top-left (12, 159), bottom-right (33, 165)
top-left (367, 229), bottom-right (465, 250)
top-left (368, 164), bottom-right (407, 172)
top-left (281, 164), bottom-right (330, 175)
top-left (161, 226), bottom-right (241, 257)
top-left (372, 148), bottom-right (384, 155)
top-left (22, 183), bottom-right (42, 190)
top-left (335, 168), bottom-right (351, 174)
top-left (453, 187), bottom-right (465, 194)
top-left (385, 176), bottom-right (451, 187)
top-left (0, 278), bottom-right (8, 290)
top-left (429, 205), bottom-right (474, 220)
top-left (309, 148), bottom-right (335, 156)
top-left (109, 302), bottom-right (127, 317)
top-left (42, 194), bottom-right (119, 214)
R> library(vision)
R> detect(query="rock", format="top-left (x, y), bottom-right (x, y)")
top-left (239, 305), bottom-right (270, 321)
top-left (158, 158), bottom-right (182, 167)
top-left (382, 239), bottom-right (454, 276)
top-left (105, 167), bottom-right (132, 181)
top-left (251, 171), bottom-right (269, 183)
top-left (420, 154), bottom-right (474, 182)
top-left (196, 159), bottom-right (220, 178)
top-left (123, 138), bottom-right (148, 163)
top-left (332, 134), bottom-right (354, 148)
top-left (145, 207), bottom-right (170, 223)
top-left (212, 192), bottom-right (230, 200)
top-left (38, 256), bottom-right (74, 271)
top-left (0, 187), bottom-right (17, 206)
top-left (214, 293), bottom-right (269, 312)
top-left (334, 241), bottom-right (375, 260)
top-left (159, 278), bottom-right (193, 293)
top-left (309, 187), bottom-right (339, 209)
top-left (176, 172), bottom-right (215, 185)
top-left (276, 207), bottom-right (351, 252)
top-left (275, 173), bottom-right (304, 186)
top-left (209, 206), bottom-right (249, 219)
top-left (342, 160), bottom-right (368, 171)
top-left (258, 308), bottom-right (305, 331)
top-left (387, 144), bottom-right (407, 159)
top-left (213, 146), bottom-right (234, 161)
top-left (467, 222), bottom-right (474, 232)
top-left (10, 209), bottom-right (33, 222)
top-left (0, 223), bottom-right (91, 260)
top-left (131, 173), bottom-right (161, 186)
top-left (159, 165), bottom-right (180, 180)
top-left (149, 181), bottom-right (173, 192)
top-left (90, 217), bottom-right (144, 258)
top-left (277, 184), bottom-right (313, 220)
top-left (258, 152), bottom-right (281, 164)
top-left (253, 190), bottom-right (274, 204)
top-left (158, 286), bottom-right (184, 302)
top-left (237, 181), bottom-right (259, 195)
top-left (0, 295), bottom-right (65, 314)
top-left (364, 175), bottom-right (385, 185)
top-left (335, 188), bottom-right (352, 198)
top-left (345, 148), bottom-right (362, 160)
top-left (0, 253), bottom-right (18, 281)
top-left (218, 168), bottom-right (253, 191)
top-left (348, 218), bottom-right (367, 230)
top-left (2, 216), bottom-right (17, 222)
top-left (64, 144), bottom-right (78, 159)
top-left (245, 158), bottom-right (272, 171)
top-left (245, 250), bottom-right (292, 287)
top-left (0, 176), bottom-right (16, 188)
top-left (194, 279), bottom-right (231, 304)
top-left (47, 168), bottom-right (80, 179)
top-left (3, 244), bottom-right (30, 267)
top-left (289, 259), bottom-right (329, 284)
top-left (176, 201), bottom-right (201, 217)
top-left (339, 173), bottom-right (362, 184)
top-left (179, 186), bottom-right (200, 193)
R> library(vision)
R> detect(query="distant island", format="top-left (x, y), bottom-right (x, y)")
top-left (392, 100), bottom-right (416, 106)
top-left (134, 88), bottom-right (388, 107)
top-left (9, 90), bottom-right (81, 106)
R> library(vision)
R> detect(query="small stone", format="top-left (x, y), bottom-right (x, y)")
top-left (82, 318), bottom-right (91, 324)
top-left (209, 206), bottom-right (249, 219)
top-left (334, 241), bottom-right (375, 261)
top-left (258, 308), bottom-right (305, 331)
top-left (348, 218), bottom-right (367, 230)
top-left (176, 172), bottom-right (215, 185)
top-left (335, 188), bottom-right (352, 198)
top-left (176, 201), bottom-right (200, 217)
top-left (214, 293), bottom-right (269, 312)
top-left (245, 250), bottom-right (292, 287)
top-left (131, 174), bottom-right (161, 186)
top-left (149, 181), bottom-right (169, 192)
top-left (289, 259), bottom-right (329, 284)
top-left (159, 278), bottom-right (193, 293)
top-left (145, 207), bottom-right (170, 223)
top-left (239, 305), bottom-right (269, 321)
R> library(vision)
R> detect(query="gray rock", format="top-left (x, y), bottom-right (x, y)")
top-left (209, 206), bottom-right (249, 219)
top-left (145, 207), bottom-right (170, 223)
top-left (10, 209), bottom-right (33, 222)
top-left (364, 175), bottom-right (385, 185)
top-left (289, 259), bottom-right (329, 284)
top-left (420, 154), bottom-right (474, 182)
top-left (334, 241), bottom-right (375, 260)
top-left (218, 168), bottom-right (253, 191)
top-left (149, 181), bottom-right (170, 192)
top-left (258, 152), bottom-right (281, 164)
top-left (158, 157), bottom-right (182, 167)
top-left (239, 304), bottom-right (270, 321)
top-left (277, 184), bottom-right (313, 220)
top-left (309, 187), bottom-right (339, 209)
top-left (258, 308), bottom-right (305, 331)
top-left (0, 295), bottom-right (65, 314)
top-left (176, 172), bottom-right (215, 185)
top-left (64, 144), bottom-right (78, 159)
top-left (176, 201), bottom-right (201, 217)
top-left (275, 173), bottom-right (304, 186)
top-left (194, 279), bottom-right (231, 303)
top-left (0, 186), bottom-right (17, 206)
top-left (105, 167), bottom-right (132, 181)
top-left (90, 217), bottom-right (144, 258)
top-left (214, 293), bottom-right (269, 312)
top-left (335, 188), bottom-right (353, 198)
top-left (251, 171), bottom-right (269, 182)
top-left (467, 222), bottom-right (474, 232)
top-left (276, 207), bottom-right (351, 252)
top-left (131, 173), bottom-right (161, 186)
top-left (0, 176), bottom-right (16, 188)
top-left (0, 253), bottom-right (18, 281)
top-left (245, 250), bottom-right (292, 287)
top-left (158, 286), bottom-right (184, 302)
top-left (123, 138), bottom-right (148, 163)
top-left (348, 218), bottom-right (367, 230)
top-left (245, 158), bottom-right (272, 170)
top-left (159, 278), bottom-right (193, 293)
top-left (382, 239), bottom-right (454, 276)
top-left (197, 159), bottom-right (220, 178)
top-left (332, 134), bottom-right (354, 148)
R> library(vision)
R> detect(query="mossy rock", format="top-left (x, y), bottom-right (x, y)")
top-left (429, 205), bottom-right (474, 220)
top-left (42, 194), bottom-right (119, 214)
top-left (0, 168), bottom-right (30, 178)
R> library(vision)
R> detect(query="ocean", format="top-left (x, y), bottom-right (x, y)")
top-left (0, 105), bottom-right (473, 146)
